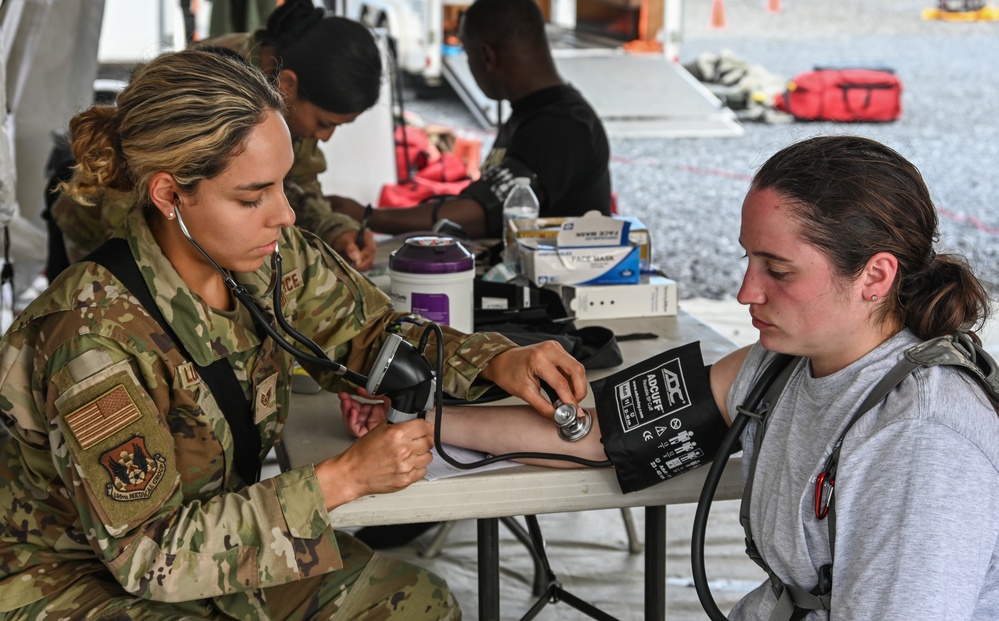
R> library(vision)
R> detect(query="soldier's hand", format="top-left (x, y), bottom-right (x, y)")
top-left (315, 418), bottom-right (433, 510)
top-left (331, 229), bottom-right (376, 271)
top-left (480, 341), bottom-right (587, 418)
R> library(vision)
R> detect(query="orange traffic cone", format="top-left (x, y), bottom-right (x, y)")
top-left (710, 0), bottom-right (727, 28)
top-left (768, 0), bottom-right (781, 12)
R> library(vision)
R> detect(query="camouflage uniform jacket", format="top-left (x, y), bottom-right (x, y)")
top-left (51, 30), bottom-right (360, 264)
top-left (0, 208), bottom-right (514, 613)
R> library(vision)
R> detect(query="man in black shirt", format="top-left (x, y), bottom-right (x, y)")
top-left (334, 0), bottom-right (612, 239)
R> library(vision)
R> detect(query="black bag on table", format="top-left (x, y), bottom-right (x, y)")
top-left (443, 281), bottom-right (623, 405)
top-left (473, 280), bottom-right (623, 371)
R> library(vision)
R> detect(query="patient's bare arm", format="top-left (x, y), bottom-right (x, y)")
top-left (338, 393), bottom-right (607, 468)
top-left (436, 404), bottom-right (608, 468)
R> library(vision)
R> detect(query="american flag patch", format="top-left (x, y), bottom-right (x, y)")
top-left (66, 385), bottom-right (142, 450)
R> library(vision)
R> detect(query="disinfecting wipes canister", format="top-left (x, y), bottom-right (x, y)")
top-left (389, 237), bottom-right (475, 333)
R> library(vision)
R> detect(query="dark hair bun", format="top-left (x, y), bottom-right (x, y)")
top-left (265, 0), bottom-right (324, 47)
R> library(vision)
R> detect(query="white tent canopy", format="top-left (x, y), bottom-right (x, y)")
top-left (1, 0), bottom-right (105, 261)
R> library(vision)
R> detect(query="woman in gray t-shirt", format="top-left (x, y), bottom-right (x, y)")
top-left (709, 135), bottom-right (999, 620)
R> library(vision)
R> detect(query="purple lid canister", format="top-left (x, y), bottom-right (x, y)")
top-left (389, 237), bottom-right (475, 274)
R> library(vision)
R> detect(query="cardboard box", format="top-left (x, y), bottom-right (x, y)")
top-left (519, 244), bottom-right (641, 287)
top-left (516, 212), bottom-right (642, 286)
top-left (615, 215), bottom-right (652, 269)
top-left (510, 213), bottom-right (653, 269)
top-left (552, 276), bottom-right (679, 320)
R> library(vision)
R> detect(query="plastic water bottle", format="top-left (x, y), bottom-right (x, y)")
top-left (501, 177), bottom-right (539, 267)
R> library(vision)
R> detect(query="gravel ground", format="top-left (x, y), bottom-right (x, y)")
top-left (404, 0), bottom-right (999, 301)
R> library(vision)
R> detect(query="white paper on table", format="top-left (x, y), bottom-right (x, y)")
top-left (425, 444), bottom-right (520, 480)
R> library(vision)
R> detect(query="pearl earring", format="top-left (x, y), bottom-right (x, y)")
top-left (871, 294), bottom-right (878, 302)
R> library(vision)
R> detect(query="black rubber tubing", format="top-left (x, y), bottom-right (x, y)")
top-left (691, 355), bottom-right (792, 621)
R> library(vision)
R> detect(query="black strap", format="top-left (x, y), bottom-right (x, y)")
top-left (1, 227), bottom-right (13, 313)
top-left (86, 238), bottom-right (261, 484)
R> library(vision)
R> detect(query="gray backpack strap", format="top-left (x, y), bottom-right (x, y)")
top-left (905, 332), bottom-right (999, 395)
top-left (738, 358), bottom-right (797, 566)
top-left (817, 356), bottom-right (922, 555)
top-left (823, 332), bottom-right (999, 558)
top-left (737, 357), bottom-right (828, 621)
top-left (766, 585), bottom-right (831, 621)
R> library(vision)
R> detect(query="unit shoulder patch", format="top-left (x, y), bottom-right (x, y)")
top-left (100, 435), bottom-right (167, 501)
top-left (53, 359), bottom-right (178, 532)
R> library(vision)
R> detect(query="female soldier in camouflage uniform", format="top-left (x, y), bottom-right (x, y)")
top-left (0, 49), bottom-right (586, 619)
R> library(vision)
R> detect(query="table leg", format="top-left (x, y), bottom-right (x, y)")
top-left (645, 505), bottom-right (666, 621)
top-left (478, 517), bottom-right (500, 621)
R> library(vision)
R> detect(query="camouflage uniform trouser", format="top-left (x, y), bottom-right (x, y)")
top-left (3, 532), bottom-right (460, 621)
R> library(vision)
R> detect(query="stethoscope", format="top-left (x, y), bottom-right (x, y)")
top-left (173, 205), bottom-right (609, 469)
top-left (174, 204), bottom-right (367, 386)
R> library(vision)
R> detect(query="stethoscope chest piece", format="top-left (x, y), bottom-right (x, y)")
top-left (553, 403), bottom-right (592, 442)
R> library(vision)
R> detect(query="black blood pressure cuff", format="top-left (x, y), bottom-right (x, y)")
top-left (591, 341), bottom-right (727, 494)
top-left (459, 156), bottom-right (539, 238)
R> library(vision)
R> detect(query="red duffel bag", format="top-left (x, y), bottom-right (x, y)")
top-left (377, 176), bottom-right (471, 208)
top-left (775, 68), bottom-right (903, 122)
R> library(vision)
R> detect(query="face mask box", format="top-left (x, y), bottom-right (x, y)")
top-left (515, 213), bottom-right (641, 286)
top-left (549, 275), bottom-right (678, 320)
top-left (509, 213), bottom-right (652, 270)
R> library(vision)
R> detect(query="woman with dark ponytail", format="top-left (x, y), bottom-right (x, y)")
top-left (706, 135), bottom-right (999, 619)
top-left (52, 0), bottom-right (384, 271)
top-left (748, 134), bottom-right (989, 343)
